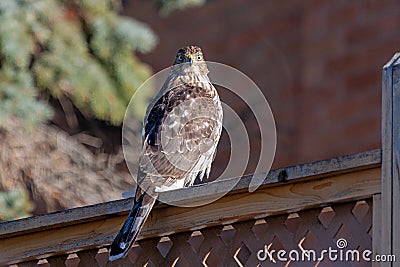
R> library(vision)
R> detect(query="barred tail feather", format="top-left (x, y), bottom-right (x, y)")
top-left (109, 194), bottom-right (156, 261)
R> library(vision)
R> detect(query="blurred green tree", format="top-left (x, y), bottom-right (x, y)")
top-left (155, 0), bottom-right (205, 15)
top-left (0, 0), bottom-right (158, 128)
top-left (0, 0), bottom-right (205, 221)
top-left (0, 189), bottom-right (34, 222)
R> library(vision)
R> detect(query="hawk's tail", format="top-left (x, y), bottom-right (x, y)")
top-left (109, 193), bottom-right (156, 261)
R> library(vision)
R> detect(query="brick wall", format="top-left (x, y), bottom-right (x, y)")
top-left (123, 0), bottom-right (400, 177)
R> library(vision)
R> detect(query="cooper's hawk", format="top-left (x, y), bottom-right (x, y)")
top-left (109, 46), bottom-right (223, 260)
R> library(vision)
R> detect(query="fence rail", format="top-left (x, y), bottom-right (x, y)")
top-left (0, 150), bottom-right (381, 266)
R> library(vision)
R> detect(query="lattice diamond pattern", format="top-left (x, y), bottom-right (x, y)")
top-left (187, 230), bottom-right (204, 253)
top-left (233, 242), bottom-right (251, 266)
top-left (65, 253), bottom-right (79, 267)
top-left (284, 213), bottom-right (302, 233)
top-left (11, 200), bottom-right (372, 267)
top-left (219, 225), bottom-right (236, 246)
top-left (251, 219), bottom-right (269, 241)
top-left (318, 206), bottom-right (336, 229)
top-left (352, 200), bottom-right (370, 224)
top-left (156, 237), bottom-right (173, 258)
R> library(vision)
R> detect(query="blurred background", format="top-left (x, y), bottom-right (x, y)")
top-left (0, 0), bottom-right (398, 221)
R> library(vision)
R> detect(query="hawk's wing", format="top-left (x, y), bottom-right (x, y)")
top-left (138, 81), bottom-right (222, 190)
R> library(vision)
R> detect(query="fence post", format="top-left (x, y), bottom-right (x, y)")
top-left (382, 53), bottom-right (400, 266)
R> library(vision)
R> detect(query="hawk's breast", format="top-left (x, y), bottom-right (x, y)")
top-left (139, 77), bottom-right (222, 185)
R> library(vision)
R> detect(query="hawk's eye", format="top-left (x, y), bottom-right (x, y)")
top-left (196, 54), bottom-right (202, 61)
top-left (178, 54), bottom-right (184, 61)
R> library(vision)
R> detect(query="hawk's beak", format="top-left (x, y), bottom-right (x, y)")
top-left (187, 55), bottom-right (194, 65)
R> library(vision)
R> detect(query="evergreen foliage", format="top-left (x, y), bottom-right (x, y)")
top-left (0, 189), bottom-right (34, 222)
top-left (0, 0), bottom-right (205, 221)
top-left (156, 0), bottom-right (206, 15)
top-left (0, 0), bottom-right (157, 127)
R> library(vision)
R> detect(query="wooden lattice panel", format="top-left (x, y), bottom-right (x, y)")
top-left (9, 199), bottom-right (372, 267)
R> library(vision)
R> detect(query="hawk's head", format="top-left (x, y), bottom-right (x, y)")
top-left (172, 45), bottom-right (208, 76)
top-left (173, 46), bottom-right (204, 65)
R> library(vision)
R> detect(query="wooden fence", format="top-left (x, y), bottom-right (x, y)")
top-left (0, 54), bottom-right (399, 266)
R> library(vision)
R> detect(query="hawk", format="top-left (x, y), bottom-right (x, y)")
top-left (109, 46), bottom-right (223, 260)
